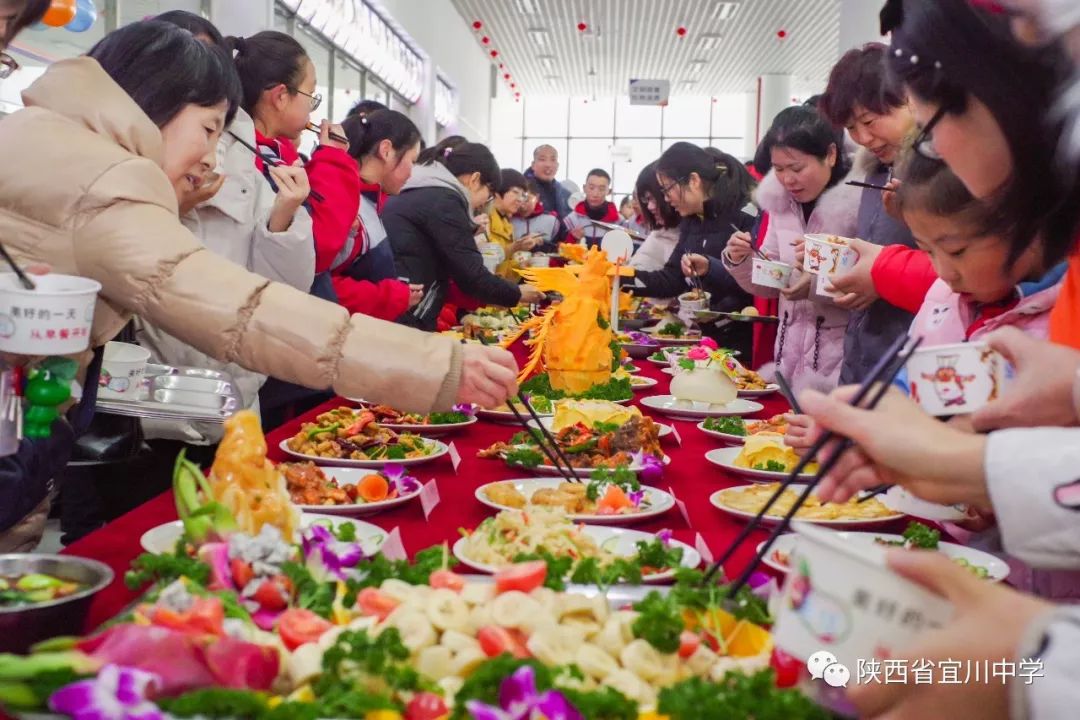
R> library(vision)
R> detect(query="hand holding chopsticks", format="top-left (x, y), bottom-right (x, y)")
top-left (0, 243), bottom-right (35, 290)
top-left (228, 130), bottom-right (326, 204)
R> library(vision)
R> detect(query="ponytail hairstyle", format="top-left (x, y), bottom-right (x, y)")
top-left (655, 142), bottom-right (747, 218)
top-left (425, 141), bottom-right (499, 190)
top-left (342, 109), bottom-right (421, 166)
top-left (417, 134), bottom-right (467, 165)
top-left (88, 20), bottom-right (240, 127)
top-left (225, 31), bottom-right (308, 116)
top-left (760, 105), bottom-right (849, 189)
top-left (155, 9), bottom-right (226, 47)
top-left (634, 160), bottom-right (680, 230)
top-left (3, 0), bottom-right (49, 47)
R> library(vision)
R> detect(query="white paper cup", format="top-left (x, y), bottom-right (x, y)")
top-left (677, 291), bottom-right (711, 313)
top-left (803, 234), bottom-right (858, 275)
top-left (905, 341), bottom-right (1008, 416)
top-left (99, 341), bottom-right (151, 400)
top-left (529, 254), bottom-right (551, 268)
top-left (773, 521), bottom-right (954, 675)
top-left (512, 251), bottom-right (533, 267)
top-left (751, 258), bottom-right (794, 289)
top-left (0, 273), bottom-right (101, 355)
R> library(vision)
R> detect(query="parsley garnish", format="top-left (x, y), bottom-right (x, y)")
top-left (703, 417), bottom-right (747, 436)
top-left (123, 549), bottom-right (210, 590)
top-left (427, 411), bottom-right (469, 425)
top-left (658, 671), bottom-right (829, 720)
top-left (753, 459), bottom-right (788, 472)
top-left (586, 466), bottom-right (641, 501)
top-left (659, 322), bottom-right (684, 338)
top-left (505, 446), bottom-right (545, 469)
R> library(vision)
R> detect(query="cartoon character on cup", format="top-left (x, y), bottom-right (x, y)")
top-left (789, 560), bottom-right (852, 644)
top-left (921, 355), bottom-right (975, 409)
top-left (806, 245), bottom-right (825, 272)
top-left (98, 369), bottom-right (130, 394)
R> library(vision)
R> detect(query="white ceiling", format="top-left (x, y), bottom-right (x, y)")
top-left (448, 0), bottom-right (841, 97)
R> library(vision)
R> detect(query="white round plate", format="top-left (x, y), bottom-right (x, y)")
top-left (880, 486), bottom-right (970, 522)
top-left (475, 478), bottom-right (676, 525)
top-left (522, 454), bottom-right (671, 478)
top-left (696, 421), bottom-right (751, 445)
top-left (639, 394), bottom-right (764, 419)
top-left (652, 336), bottom-right (701, 346)
top-left (476, 405), bottom-right (554, 424)
top-left (737, 385), bottom-right (779, 398)
top-left (757, 532), bottom-right (1008, 582)
top-left (525, 415), bottom-right (675, 439)
top-left (453, 524), bottom-right (700, 581)
top-left (709, 485), bottom-right (906, 529)
top-left (278, 438), bottom-right (449, 469)
top-left (630, 376), bottom-right (660, 391)
top-left (140, 514), bottom-right (388, 554)
top-left (622, 364), bottom-right (642, 374)
top-left (705, 446), bottom-right (816, 483)
top-left (647, 355), bottom-right (672, 366)
top-left (339, 400), bottom-right (480, 436)
top-left (283, 466), bottom-right (424, 516)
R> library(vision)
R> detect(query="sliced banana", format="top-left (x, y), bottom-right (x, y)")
top-left (575, 643), bottom-right (619, 680)
top-left (452, 646), bottom-right (488, 677)
top-left (383, 606), bottom-right (437, 652)
top-left (709, 655), bottom-right (741, 682)
top-left (426, 588), bottom-right (470, 632)
top-left (438, 629), bottom-right (481, 654)
top-left (468, 602), bottom-right (493, 632)
top-left (438, 675), bottom-right (464, 703)
top-left (687, 644), bottom-right (719, 677)
top-left (491, 590), bottom-right (542, 629)
top-left (286, 643), bottom-right (324, 685)
top-left (602, 669), bottom-right (647, 703)
top-left (593, 617), bottom-right (629, 659)
top-left (560, 616), bottom-right (601, 639)
top-left (620, 639), bottom-right (665, 681)
top-left (416, 645), bottom-right (454, 680)
top-left (526, 627), bottom-right (577, 666)
top-left (461, 582), bottom-right (495, 607)
top-left (557, 593), bottom-right (596, 619)
top-left (379, 578), bottom-right (417, 603)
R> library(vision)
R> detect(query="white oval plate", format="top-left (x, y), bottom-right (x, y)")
top-left (757, 532), bottom-right (1008, 582)
top-left (630, 376), bottom-right (660, 391)
top-left (737, 385), bottom-right (779, 398)
top-left (696, 421), bottom-right (751, 445)
top-left (140, 513), bottom-right (387, 554)
top-left (709, 485), bottom-right (906, 529)
top-left (476, 405), bottom-right (555, 424)
top-left (705, 446), bottom-right (816, 483)
top-left (647, 355), bottom-right (673, 366)
top-left (278, 438), bottom-right (449, 469)
top-left (453, 524), bottom-right (700, 581)
top-left (519, 454), bottom-right (671, 478)
top-left (880, 486), bottom-right (970, 522)
top-left (639, 394), bottom-right (764, 419)
top-left (622, 364), bottom-right (642, 374)
top-left (283, 466), bottom-right (424, 516)
top-left (339, 400), bottom-right (480, 436)
top-left (475, 478), bottom-right (676, 525)
top-left (525, 415), bottom-right (674, 439)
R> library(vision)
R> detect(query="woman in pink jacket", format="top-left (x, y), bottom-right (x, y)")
top-left (719, 106), bottom-right (861, 395)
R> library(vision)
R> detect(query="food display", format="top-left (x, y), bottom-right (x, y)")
top-left (732, 436), bottom-right (816, 474)
top-left (0, 573), bottom-right (85, 607)
top-left (652, 321), bottom-right (700, 341)
top-left (713, 482), bottom-right (899, 523)
top-left (286, 407), bottom-right (437, 462)
top-left (281, 462), bottom-right (420, 508)
top-left (361, 403), bottom-right (475, 428)
top-left (461, 307), bottom-right (530, 343)
top-left (480, 467), bottom-right (661, 518)
top-left (702, 415), bottom-right (789, 438)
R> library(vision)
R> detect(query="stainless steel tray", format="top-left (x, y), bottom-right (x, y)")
top-left (94, 364), bottom-right (241, 423)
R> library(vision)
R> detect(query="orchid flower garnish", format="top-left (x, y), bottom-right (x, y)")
top-left (301, 524), bottom-right (366, 582)
top-left (453, 403), bottom-right (476, 417)
top-left (626, 331), bottom-right (658, 346)
top-left (656, 528), bottom-right (674, 546)
top-left (382, 464), bottom-right (421, 496)
top-left (627, 489), bottom-right (645, 508)
top-left (466, 665), bottom-right (583, 720)
top-left (49, 664), bottom-right (163, 720)
top-left (632, 450), bottom-right (664, 484)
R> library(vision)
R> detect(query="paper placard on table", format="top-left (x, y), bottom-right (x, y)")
top-left (379, 526), bottom-right (407, 561)
top-left (671, 424), bottom-right (682, 446)
top-left (420, 478), bottom-right (441, 520)
top-left (695, 532), bottom-right (714, 565)
top-left (448, 441), bottom-right (462, 473)
top-left (669, 485), bottom-right (691, 527)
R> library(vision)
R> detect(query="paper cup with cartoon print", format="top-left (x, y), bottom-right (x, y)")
top-left (905, 342), bottom-right (1008, 416)
top-left (803, 234), bottom-right (858, 275)
top-left (751, 258), bottom-right (794, 290)
top-left (99, 342), bottom-right (151, 401)
top-left (773, 521), bottom-right (954, 676)
top-left (0, 273), bottom-right (101, 355)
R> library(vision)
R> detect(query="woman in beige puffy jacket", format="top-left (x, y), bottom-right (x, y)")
top-left (0, 22), bottom-right (518, 423)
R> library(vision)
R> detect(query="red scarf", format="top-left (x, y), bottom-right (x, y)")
top-left (526, 199), bottom-right (547, 219)
top-left (574, 201), bottom-right (620, 223)
top-left (358, 179), bottom-right (388, 213)
top-left (252, 129), bottom-right (301, 171)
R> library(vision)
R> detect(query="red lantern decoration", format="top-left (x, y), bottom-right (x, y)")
top-left (577, 22), bottom-right (588, 32)
top-left (777, 29), bottom-right (787, 38)
top-left (510, 83), bottom-right (516, 89)
top-left (490, 50), bottom-right (499, 58)
top-left (676, 26), bottom-right (687, 37)
top-left (481, 36), bottom-right (490, 44)
top-left (472, 20), bottom-right (482, 30)
top-left (42, 0), bottom-right (77, 27)
top-left (503, 73), bottom-right (510, 80)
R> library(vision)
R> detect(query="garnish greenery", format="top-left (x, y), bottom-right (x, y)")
top-left (514, 538), bottom-right (682, 591)
top-left (659, 322), bottom-right (685, 338)
top-left (703, 417), bottom-right (747, 436)
top-left (753, 460), bottom-right (788, 472)
top-left (521, 374), bottom-right (632, 402)
top-left (427, 411), bottom-right (470, 425)
top-left (123, 549), bottom-right (210, 590)
top-left (585, 466), bottom-right (641, 501)
top-left (658, 671), bottom-right (830, 720)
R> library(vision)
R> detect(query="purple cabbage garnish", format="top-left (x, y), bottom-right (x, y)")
top-left (49, 664), bottom-right (163, 720)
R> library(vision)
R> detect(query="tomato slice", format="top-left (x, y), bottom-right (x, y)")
top-left (477, 626), bottom-right (530, 659)
top-left (278, 608), bottom-right (334, 651)
top-left (429, 569), bottom-right (465, 592)
top-left (494, 561), bottom-right (547, 594)
top-left (356, 587), bottom-right (400, 621)
top-left (769, 647), bottom-right (803, 688)
top-left (230, 558), bottom-right (255, 590)
top-left (150, 597), bottom-right (225, 637)
top-left (252, 580), bottom-right (288, 611)
top-left (677, 630), bottom-right (701, 659)
top-left (404, 692), bottom-right (449, 720)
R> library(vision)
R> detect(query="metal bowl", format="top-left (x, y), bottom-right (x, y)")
top-left (0, 554), bottom-right (114, 654)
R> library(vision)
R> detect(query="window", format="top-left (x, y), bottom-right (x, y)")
top-left (295, 26), bottom-right (331, 155)
top-left (435, 76), bottom-right (456, 128)
top-left (333, 61), bottom-right (363, 123)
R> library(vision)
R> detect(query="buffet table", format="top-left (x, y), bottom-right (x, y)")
top-left (62, 357), bottom-right (784, 630)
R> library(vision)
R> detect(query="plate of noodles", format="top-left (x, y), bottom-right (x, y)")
top-left (709, 483), bottom-right (905, 529)
top-left (475, 478), bottom-right (676, 525)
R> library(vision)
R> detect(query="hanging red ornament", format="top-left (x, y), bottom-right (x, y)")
top-left (712, 97), bottom-right (718, 103)
top-left (777, 29), bottom-right (787, 38)
top-left (503, 73), bottom-right (510, 80)
top-left (481, 36), bottom-right (490, 44)
top-left (577, 22), bottom-right (588, 32)
top-left (472, 20), bottom-right (482, 30)
top-left (490, 50), bottom-right (498, 58)
top-left (676, 26), bottom-right (687, 37)
top-left (498, 63), bottom-right (504, 69)
top-left (510, 83), bottom-right (516, 89)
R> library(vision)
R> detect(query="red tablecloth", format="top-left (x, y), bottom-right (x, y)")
top-left (63, 355), bottom-right (783, 630)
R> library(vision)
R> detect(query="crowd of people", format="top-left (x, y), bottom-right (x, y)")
top-left (0, 0), bottom-right (1078, 715)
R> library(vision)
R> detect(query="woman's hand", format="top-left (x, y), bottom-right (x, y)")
top-left (519, 285), bottom-right (546, 304)
top-left (972, 327), bottom-right (1080, 431)
top-left (473, 213), bottom-right (490, 232)
top-left (681, 253), bottom-right (710, 279)
top-left (724, 231), bottom-right (753, 264)
top-left (881, 178), bottom-right (904, 220)
top-left (831, 238), bottom-right (883, 311)
top-left (267, 161), bottom-right (311, 232)
top-left (179, 171), bottom-right (226, 216)
top-left (849, 550), bottom-right (1051, 720)
top-left (511, 235), bottom-right (540, 254)
top-left (456, 343), bottom-right (519, 409)
top-left (319, 120), bottom-right (349, 151)
top-left (406, 284), bottom-right (424, 308)
top-left (780, 271), bottom-right (811, 301)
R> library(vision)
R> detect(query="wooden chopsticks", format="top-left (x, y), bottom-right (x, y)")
top-left (228, 130), bottom-right (326, 203)
top-left (0, 242), bottom-right (34, 290)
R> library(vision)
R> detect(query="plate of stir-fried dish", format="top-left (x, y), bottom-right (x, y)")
top-left (282, 407), bottom-right (447, 468)
top-left (341, 402), bottom-right (478, 435)
top-left (280, 462), bottom-right (423, 516)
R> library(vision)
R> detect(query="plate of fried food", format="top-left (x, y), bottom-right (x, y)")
top-left (705, 436), bottom-right (818, 482)
top-left (280, 461), bottom-right (423, 516)
top-left (476, 476), bottom-right (675, 525)
top-left (281, 407), bottom-right (447, 468)
top-left (698, 414), bottom-right (790, 444)
top-left (710, 482), bottom-right (906, 529)
top-left (341, 402), bottom-right (478, 435)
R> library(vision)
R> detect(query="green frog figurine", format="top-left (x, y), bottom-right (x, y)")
top-left (23, 357), bottom-right (78, 439)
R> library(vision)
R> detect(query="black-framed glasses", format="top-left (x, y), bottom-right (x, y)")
top-left (659, 177), bottom-right (686, 198)
top-left (291, 88), bottom-right (323, 112)
top-left (913, 105), bottom-right (947, 161)
top-left (0, 53), bottom-right (19, 80)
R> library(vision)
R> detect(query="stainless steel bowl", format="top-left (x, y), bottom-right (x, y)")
top-left (0, 554), bottom-right (113, 654)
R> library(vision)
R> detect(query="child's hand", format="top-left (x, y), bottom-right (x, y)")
top-left (784, 413), bottom-right (816, 454)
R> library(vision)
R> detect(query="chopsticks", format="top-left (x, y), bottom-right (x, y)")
top-left (0, 243), bottom-right (35, 290)
top-left (774, 371), bottom-right (803, 414)
top-left (846, 180), bottom-right (893, 192)
top-left (700, 333), bottom-right (921, 589)
top-left (731, 222), bottom-right (769, 262)
top-left (305, 121), bottom-right (350, 147)
top-left (228, 131), bottom-right (326, 203)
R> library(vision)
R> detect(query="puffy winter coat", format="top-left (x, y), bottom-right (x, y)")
top-left (0, 58), bottom-right (464, 411)
top-left (563, 201), bottom-right (620, 247)
top-left (871, 244), bottom-right (939, 313)
top-left (629, 227), bottom-right (680, 272)
top-left (722, 170), bottom-right (862, 396)
top-left (385, 162), bottom-right (522, 330)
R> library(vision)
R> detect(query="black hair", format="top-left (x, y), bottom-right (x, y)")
top-left (497, 168), bottom-right (528, 196)
top-left (341, 109), bottom-right (421, 165)
top-left (5, 0), bottom-right (49, 46)
top-left (346, 99), bottom-right (389, 119)
top-left (155, 10), bottom-right (226, 47)
top-left (225, 31), bottom-right (308, 116)
top-left (87, 20), bottom-right (240, 128)
top-left (634, 160), bottom-right (681, 230)
top-left (619, 195), bottom-right (632, 210)
top-left (895, 144), bottom-right (982, 224)
top-left (525, 178), bottom-right (543, 196)
top-left (820, 43), bottom-right (906, 128)
top-left (417, 135), bottom-right (467, 164)
top-left (886, 0), bottom-right (1077, 264)
top-left (802, 94), bottom-right (823, 108)
top-left (760, 105), bottom-right (849, 189)
top-left (655, 142), bottom-right (750, 218)
top-left (428, 142), bottom-right (499, 189)
top-left (586, 168), bottom-right (611, 184)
